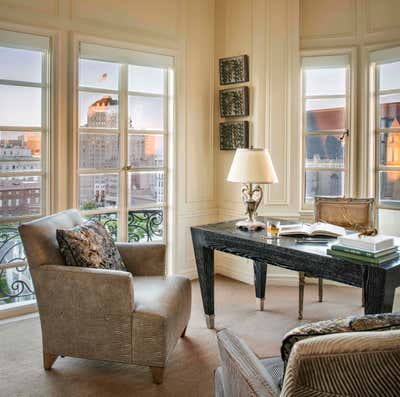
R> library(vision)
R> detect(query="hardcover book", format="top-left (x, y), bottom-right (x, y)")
top-left (327, 248), bottom-right (399, 265)
top-left (330, 244), bottom-right (398, 258)
top-left (337, 234), bottom-right (395, 252)
top-left (279, 222), bottom-right (346, 238)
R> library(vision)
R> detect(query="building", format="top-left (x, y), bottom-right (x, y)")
top-left (86, 96), bottom-right (118, 128)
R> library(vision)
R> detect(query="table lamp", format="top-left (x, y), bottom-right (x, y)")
top-left (227, 148), bottom-right (278, 230)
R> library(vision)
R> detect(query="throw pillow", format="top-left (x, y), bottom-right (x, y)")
top-left (56, 219), bottom-right (126, 271)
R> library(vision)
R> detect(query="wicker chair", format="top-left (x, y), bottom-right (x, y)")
top-left (298, 197), bottom-right (375, 320)
top-left (215, 326), bottom-right (400, 397)
top-left (19, 209), bottom-right (191, 384)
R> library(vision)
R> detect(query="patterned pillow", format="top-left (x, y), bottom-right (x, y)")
top-left (56, 219), bottom-right (126, 271)
top-left (280, 312), bottom-right (400, 387)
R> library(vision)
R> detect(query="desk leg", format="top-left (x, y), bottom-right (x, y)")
top-left (364, 267), bottom-right (396, 315)
top-left (192, 231), bottom-right (215, 329)
top-left (253, 261), bottom-right (267, 311)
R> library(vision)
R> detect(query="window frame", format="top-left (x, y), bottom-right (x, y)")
top-left (0, 30), bottom-right (51, 223)
top-left (369, 47), bottom-right (400, 210)
top-left (300, 48), bottom-right (356, 211)
top-left (73, 36), bottom-right (175, 246)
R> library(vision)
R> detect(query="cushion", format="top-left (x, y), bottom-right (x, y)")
top-left (56, 219), bottom-right (126, 271)
top-left (280, 312), bottom-right (400, 382)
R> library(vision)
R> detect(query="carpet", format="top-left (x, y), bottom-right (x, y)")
top-left (0, 275), bottom-right (363, 397)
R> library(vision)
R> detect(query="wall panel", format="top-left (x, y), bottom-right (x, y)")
top-left (367, 0), bottom-right (400, 33)
top-left (300, 0), bottom-right (356, 39)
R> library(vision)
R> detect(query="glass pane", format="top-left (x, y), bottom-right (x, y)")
top-left (305, 134), bottom-right (344, 168)
top-left (305, 170), bottom-right (344, 203)
top-left (306, 98), bottom-right (346, 131)
top-left (128, 208), bottom-right (163, 242)
top-left (379, 61), bottom-right (400, 92)
top-left (85, 212), bottom-right (118, 240)
top-left (379, 132), bottom-right (400, 166)
top-left (79, 59), bottom-right (119, 90)
top-left (379, 93), bottom-right (400, 128)
top-left (0, 85), bottom-right (41, 127)
top-left (305, 68), bottom-right (346, 96)
top-left (128, 134), bottom-right (164, 168)
top-left (128, 95), bottom-right (164, 131)
top-left (129, 172), bottom-right (164, 207)
top-left (0, 131), bottom-right (41, 172)
top-left (379, 171), bottom-right (400, 204)
top-left (79, 134), bottom-right (119, 170)
top-left (0, 176), bottom-right (42, 218)
top-left (79, 92), bottom-right (118, 129)
top-left (79, 173), bottom-right (118, 210)
top-left (128, 65), bottom-right (165, 95)
top-left (0, 46), bottom-right (42, 83)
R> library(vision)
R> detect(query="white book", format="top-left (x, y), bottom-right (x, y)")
top-left (279, 222), bottom-right (346, 237)
top-left (337, 234), bottom-right (395, 252)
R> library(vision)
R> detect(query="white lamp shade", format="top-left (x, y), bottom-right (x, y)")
top-left (227, 148), bottom-right (278, 184)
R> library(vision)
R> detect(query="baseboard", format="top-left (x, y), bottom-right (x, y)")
top-left (0, 300), bottom-right (37, 321)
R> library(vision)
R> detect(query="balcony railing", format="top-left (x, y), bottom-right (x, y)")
top-left (0, 224), bottom-right (34, 306)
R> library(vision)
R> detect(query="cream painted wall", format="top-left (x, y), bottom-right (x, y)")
top-left (0, 0), bottom-right (218, 278)
top-left (214, 0), bottom-right (301, 284)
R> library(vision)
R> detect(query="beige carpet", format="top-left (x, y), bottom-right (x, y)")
top-left (0, 275), bottom-right (363, 397)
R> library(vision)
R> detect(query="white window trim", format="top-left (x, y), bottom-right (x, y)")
top-left (300, 47), bottom-right (357, 212)
top-left (368, 44), bottom-right (400, 210)
top-left (71, 34), bottom-right (177, 274)
top-left (0, 22), bottom-right (59, 319)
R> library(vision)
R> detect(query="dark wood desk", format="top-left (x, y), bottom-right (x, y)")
top-left (191, 217), bottom-right (400, 329)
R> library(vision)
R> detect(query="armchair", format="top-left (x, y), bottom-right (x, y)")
top-left (19, 209), bottom-right (191, 384)
top-left (216, 325), bottom-right (400, 396)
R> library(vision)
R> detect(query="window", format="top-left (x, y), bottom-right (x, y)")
top-left (301, 54), bottom-right (351, 207)
top-left (371, 48), bottom-right (400, 208)
top-left (0, 29), bottom-right (50, 307)
top-left (77, 42), bottom-right (173, 243)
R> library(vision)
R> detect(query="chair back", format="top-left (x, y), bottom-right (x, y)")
top-left (314, 197), bottom-right (375, 231)
top-left (19, 209), bottom-right (83, 269)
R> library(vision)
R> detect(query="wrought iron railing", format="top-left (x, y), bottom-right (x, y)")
top-left (0, 224), bottom-right (35, 305)
top-left (128, 209), bottom-right (164, 242)
top-left (86, 212), bottom-right (118, 240)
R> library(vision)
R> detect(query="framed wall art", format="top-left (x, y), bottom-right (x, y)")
top-left (220, 121), bottom-right (249, 150)
top-left (219, 55), bottom-right (249, 85)
top-left (219, 86), bottom-right (249, 118)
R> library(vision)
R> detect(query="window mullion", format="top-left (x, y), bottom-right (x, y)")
top-left (119, 63), bottom-right (128, 242)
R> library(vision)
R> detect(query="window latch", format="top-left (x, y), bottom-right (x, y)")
top-left (340, 129), bottom-right (350, 141)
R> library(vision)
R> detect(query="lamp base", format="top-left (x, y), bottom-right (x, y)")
top-left (235, 219), bottom-right (266, 231)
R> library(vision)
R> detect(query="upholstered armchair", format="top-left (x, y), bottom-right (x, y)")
top-left (216, 325), bottom-right (400, 396)
top-left (19, 209), bottom-right (191, 384)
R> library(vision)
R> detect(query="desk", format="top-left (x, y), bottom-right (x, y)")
top-left (191, 217), bottom-right (400, 329)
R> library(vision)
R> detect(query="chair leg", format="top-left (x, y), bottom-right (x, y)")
top-left (150, 367), bottom-right (164, 384)
top-left (298, 272), bottom-right (305, 320)
top-left (43, 353), bottom-right (58, 370)
top-left (318, 278), bottom-right (323, 302)
top-left (181, 325), bottom-right (187, 337)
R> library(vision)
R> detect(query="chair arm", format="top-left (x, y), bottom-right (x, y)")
top-left (33, 265), bottom-right (135, 315)
top-left (281, 331), bottom-right (400, 397)
top-left (116, 243), bottom-right (166, 276)
top-left (217, 329), bottom-right (280, 397)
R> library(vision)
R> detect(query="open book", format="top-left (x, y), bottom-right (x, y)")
top-left (279, 222), bottom-right (346, 238)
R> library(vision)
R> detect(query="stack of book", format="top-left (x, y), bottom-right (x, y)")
top-left (328, 234), bottom-right (399, 265)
